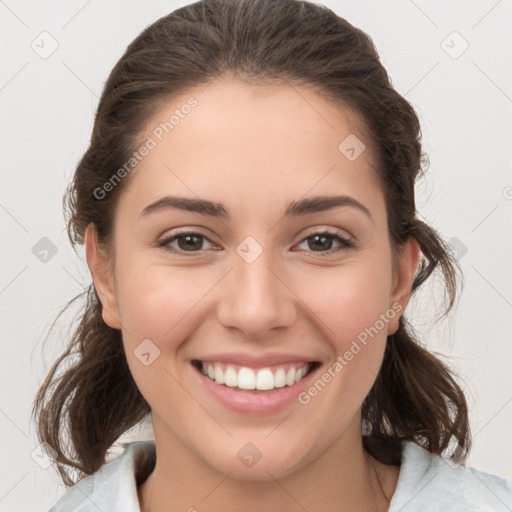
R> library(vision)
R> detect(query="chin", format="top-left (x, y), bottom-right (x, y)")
top-left (197, 435), bottom-right (314, 481)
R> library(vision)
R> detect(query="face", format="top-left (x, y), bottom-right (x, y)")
top-left (87, 78), bottom-right (418, 480)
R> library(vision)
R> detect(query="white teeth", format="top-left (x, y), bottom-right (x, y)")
top-left (256, 368), bottom-right (274, 390)
top-left (224, 366), bottom-right (238, 387)
top-left (238, 367), bottom-right (256, 390)
top-left (214, 365), bottom-right (225, 384)
top-left (285, 368), bottom-right (296, 386)
top-left (200, 362), bottom-right (312, 390)
top-left (274, 368), bottom-right (286, 388)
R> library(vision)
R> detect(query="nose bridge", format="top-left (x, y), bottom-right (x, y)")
top-left (216, 235), bottom-right (295, 336)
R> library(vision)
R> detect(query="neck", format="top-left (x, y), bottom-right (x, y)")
top-left (138, 416), bottom-right (398, 512)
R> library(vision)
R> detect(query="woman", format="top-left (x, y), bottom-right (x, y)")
top-left (34, 0), bottom-right (512, 510)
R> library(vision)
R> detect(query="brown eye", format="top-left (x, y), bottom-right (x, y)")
top-left (175, 234), bottom-right (204, 251)
top-left (308, 233), bottom-right (335, 251)
top-left (158, 231), bottom-right (215, 254)
top-left (295, 231), bottom-right (354, 256)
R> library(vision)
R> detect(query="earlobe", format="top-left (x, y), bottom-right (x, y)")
top-left (85, 224), bottom-right (122, 330)
top-left (387, 237), bottom-right (421, 335)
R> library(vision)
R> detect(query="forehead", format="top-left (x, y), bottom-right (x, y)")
top-left (118, 78), bottom-right (384, 224)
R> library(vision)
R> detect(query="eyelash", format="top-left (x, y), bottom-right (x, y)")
top-left (157, 229), bottom-right (354, 257)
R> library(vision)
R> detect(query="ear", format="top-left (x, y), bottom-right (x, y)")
top-left (386, 237), bottom-right (420, 335)
top-left (85, 223), bottom-right (122, 330)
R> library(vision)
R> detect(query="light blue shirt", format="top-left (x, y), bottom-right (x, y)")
top-left (49, 439), bottom-right (512, 511)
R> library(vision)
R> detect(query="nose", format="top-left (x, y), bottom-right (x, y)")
top-left (215, 242), bottom-right (297, 339)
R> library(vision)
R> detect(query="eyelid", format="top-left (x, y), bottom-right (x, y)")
top-left (294, 227), bottom-right (355, 256)
top-left (299, 225), bottom-right (353, 242)
top-left (156, 228), bottom-right (218, 251)
top-left (160, 227), bottom-right (212, 239)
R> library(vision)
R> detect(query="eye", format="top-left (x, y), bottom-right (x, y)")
top-left (157, 228), bottom-right (355, 257)
top-left (157, 230), bottom-right (217, 254)
top-left (294, 230), bottom-right (354, 256)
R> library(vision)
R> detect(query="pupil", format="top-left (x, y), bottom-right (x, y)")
top-left (179, 235), bottom-right (202, 251)
top-left (309, 234), bottom-right (332, 251)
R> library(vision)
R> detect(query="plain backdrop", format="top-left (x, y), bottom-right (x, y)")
top-left (1, 0), bottom-right (511, 510)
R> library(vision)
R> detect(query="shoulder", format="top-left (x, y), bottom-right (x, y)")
top-left (48, 440), bottom-right (156, 512)
top-left (389, 440), bottom-right (512, 512)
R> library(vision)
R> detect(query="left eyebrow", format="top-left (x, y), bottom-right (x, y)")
top-left (283, 195), bottom-right (372, 221)
top-left (139, 194), bottom-right (372, 222)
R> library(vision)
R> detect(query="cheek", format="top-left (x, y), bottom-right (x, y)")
top-left (114, 255), bottom-right (211, 340)
top-left (114, 263), bottom-right (211, 413)
top-left (296, 258), bottom-right (393, 346)
top-left (292, 258), bottom-right (393, 404)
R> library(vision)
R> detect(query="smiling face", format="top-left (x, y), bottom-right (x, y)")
top-left (86, 78), bottom-right (418, 482)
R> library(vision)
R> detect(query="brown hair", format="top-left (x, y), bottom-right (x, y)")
top-left (32, 0), bottom-right (470, 487)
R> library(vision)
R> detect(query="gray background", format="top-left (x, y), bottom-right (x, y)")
top-left (1, 0), bottom-right (511, 510)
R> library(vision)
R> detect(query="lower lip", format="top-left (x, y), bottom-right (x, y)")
top-left (192, 363), bottom-right (320, 415)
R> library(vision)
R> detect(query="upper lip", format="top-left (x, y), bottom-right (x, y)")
top-left (192, 352), bottom-right (319, 369)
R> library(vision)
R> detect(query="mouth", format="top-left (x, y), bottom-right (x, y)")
top-left (191, 359), bottom-right (321, 393)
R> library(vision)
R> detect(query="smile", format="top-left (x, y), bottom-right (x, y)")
top-left (190, 358), bottom-right (322, 414)
top-left (195, 361), bottom-right (315, 391)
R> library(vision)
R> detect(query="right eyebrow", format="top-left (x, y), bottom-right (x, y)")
top-left (139, 196), bottom-right (228, 219)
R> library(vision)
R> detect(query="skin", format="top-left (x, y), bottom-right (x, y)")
top-left (86, 78), bottom-right (420, 512)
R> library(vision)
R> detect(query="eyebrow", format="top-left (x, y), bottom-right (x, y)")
top-left (139, 194), bottom-right (372, 221)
